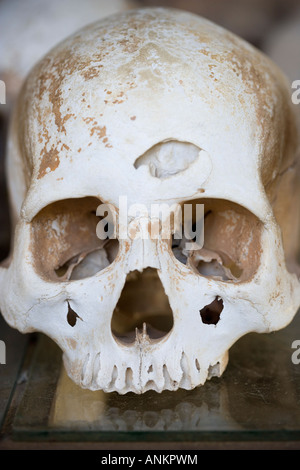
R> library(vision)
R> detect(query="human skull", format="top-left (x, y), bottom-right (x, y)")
top-left (1, 8), bottom-right (300, 394)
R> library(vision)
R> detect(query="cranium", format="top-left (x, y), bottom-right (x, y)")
top-left (1, 8), bottom-right (300, 394)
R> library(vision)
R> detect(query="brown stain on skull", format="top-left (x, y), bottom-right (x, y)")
top-left (83, 117), bottom-right (112, 148)
top-left (90, 124), bottom-right (106, 139)
top-left (82, 65), bottom-right (103, 80)
top-left (34, 47), bottom-right (107, 178)
top-left (198, 33), bottom-right (298, 194)
top-left (38, 145), bottom-right (60, 179)
top-left (27, 12), bottom-right (180, 179)
top-left (66, 338), bottom-right (77, 350)
top-left (39, 54), bottom-right (78, 136)
top-left (198, 45), bottom-right (271, 125)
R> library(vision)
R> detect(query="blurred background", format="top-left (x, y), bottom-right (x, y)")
top-left (0, 0), bottom-right (300, 261)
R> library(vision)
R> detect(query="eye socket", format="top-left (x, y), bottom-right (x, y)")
top-left (172, 199), bottom-right (262, 282)
top-left (31, 197), bottom-right (119, 282)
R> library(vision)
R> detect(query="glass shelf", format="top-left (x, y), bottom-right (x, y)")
top-left (11, 312), bottom-right (300, 442)
top-left (0, 316), bottom-right (28, 430)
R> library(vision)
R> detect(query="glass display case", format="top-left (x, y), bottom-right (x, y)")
top-left (1, 311), bottom-right (299, 445)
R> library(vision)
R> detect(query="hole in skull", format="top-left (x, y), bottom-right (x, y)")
top-left (31, 197), bottom-right (119, 281)
top-left (134, 140), bottom-right (201, 179)
top-left (200, 297), bottom-right (223, 325)
top-left (111, 268), bottom-right (173, 345)
top-left (172, 199), bottom-right (262, 282)
top-left (67, 302), bottom-right (81, 327)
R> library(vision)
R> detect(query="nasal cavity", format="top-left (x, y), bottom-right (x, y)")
top-left (111, 268), bottom-right (173, 345)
